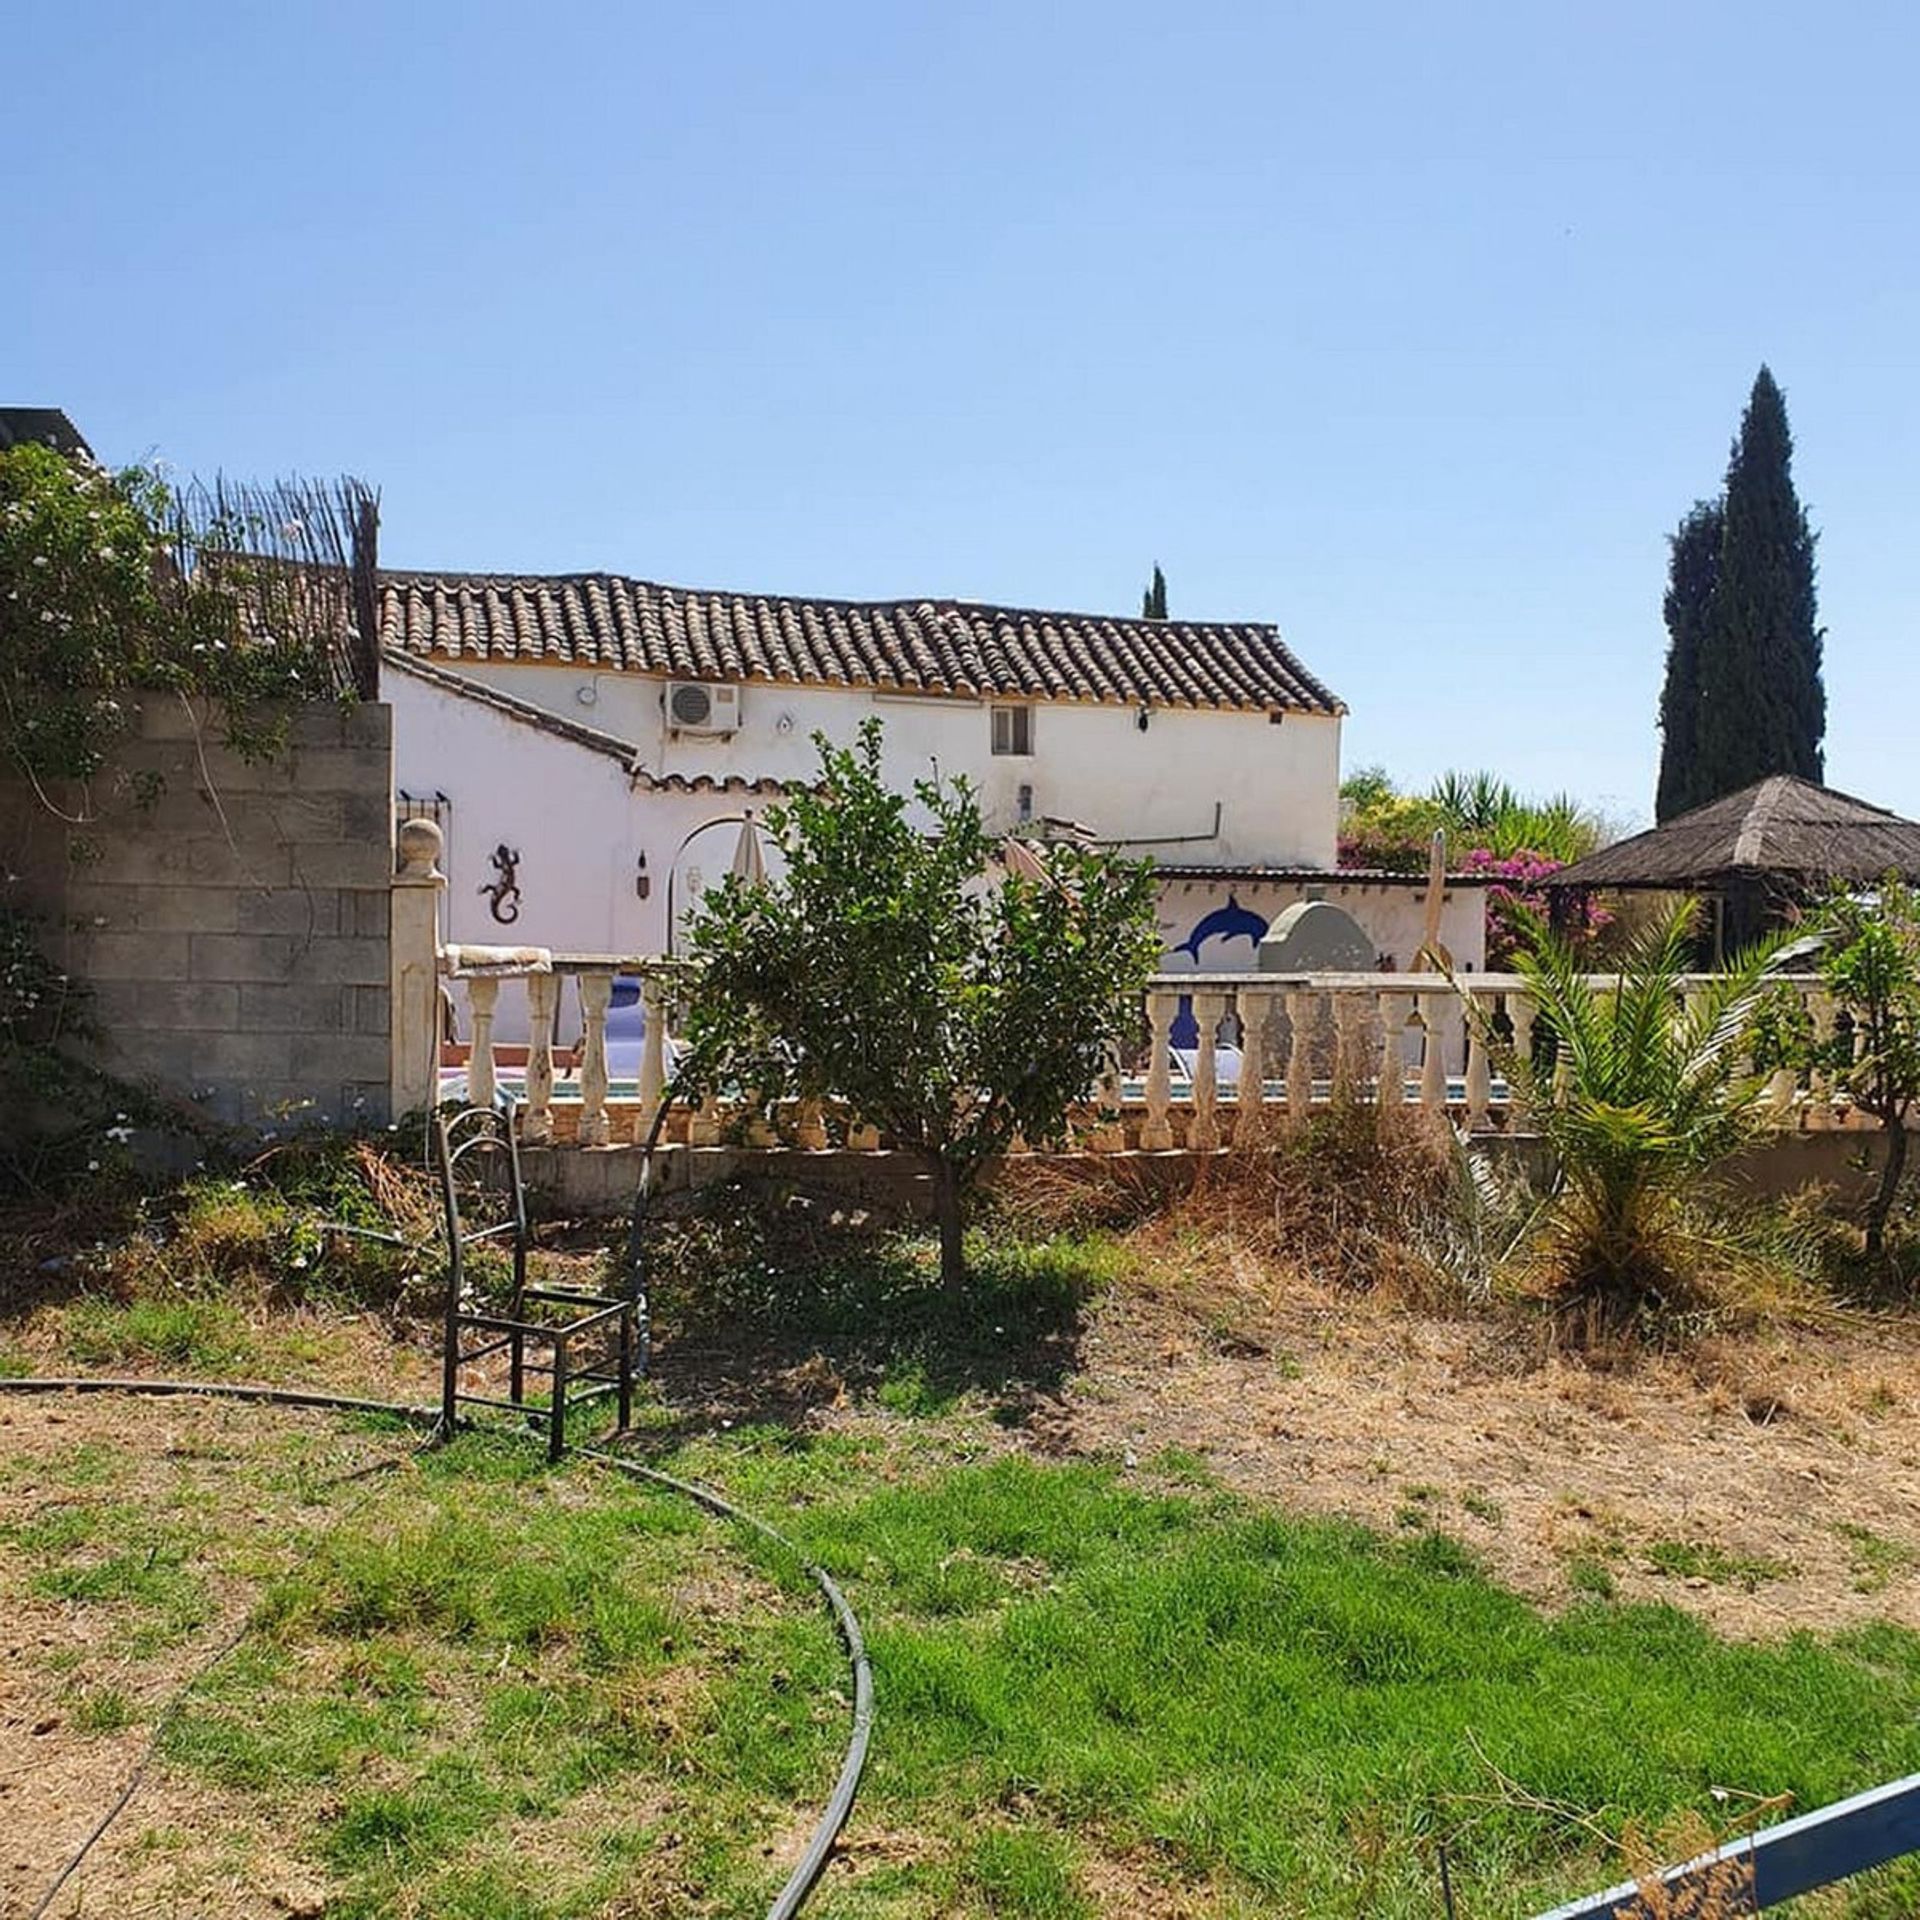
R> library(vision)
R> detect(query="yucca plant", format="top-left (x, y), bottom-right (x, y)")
top-left (1465, 900), bottom-right (1797, 1334)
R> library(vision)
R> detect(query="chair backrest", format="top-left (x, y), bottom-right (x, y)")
top-left (433, 1099), bottom-right (529, 1316)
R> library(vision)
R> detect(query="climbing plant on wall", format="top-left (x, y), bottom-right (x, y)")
top-left (0, 441), bottom-right (378, 815)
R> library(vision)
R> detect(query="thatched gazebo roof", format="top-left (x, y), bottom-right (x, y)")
top-left (1545, 776), bottom-right (1920, 895)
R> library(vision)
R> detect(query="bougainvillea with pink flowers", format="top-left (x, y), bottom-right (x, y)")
top-left (1461, 847), bottom-right (1611, 965)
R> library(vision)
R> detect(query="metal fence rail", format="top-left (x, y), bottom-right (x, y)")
top-left (1534, 1772), bottom-right (1920, 1917)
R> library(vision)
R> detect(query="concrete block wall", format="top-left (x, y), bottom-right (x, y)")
top-left (3, 698), bottom-right (396, 1129)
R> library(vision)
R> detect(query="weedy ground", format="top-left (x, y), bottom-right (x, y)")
top-left (5, 1139), bottom-right (1920, 1917)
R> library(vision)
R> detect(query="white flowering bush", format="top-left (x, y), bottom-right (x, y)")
top-left (0, 904), bottom-right (173, 1196)
top-left (1, 444), bottom-right (375, 1192)
top-left (0, 442), bottom-right (351, 795)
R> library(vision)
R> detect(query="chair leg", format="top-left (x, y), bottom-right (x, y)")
top-left (618, 1307), bottom-right (633, 1432)
top-left (549, 1338), bottom-right (568, 1464)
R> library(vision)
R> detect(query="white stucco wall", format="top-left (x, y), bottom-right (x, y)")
top-left (1155, 873), bottom-right (1488, 974)
top-left (389, 666), bottom-right (802, 1042)
top-left (393, 664), bottom-right (1478, 1047)
top-left (442, 661), bottom-right (1341, 869)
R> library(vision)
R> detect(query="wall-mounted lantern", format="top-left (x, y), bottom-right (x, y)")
top-left (635, 851), bottom-right (651, 900)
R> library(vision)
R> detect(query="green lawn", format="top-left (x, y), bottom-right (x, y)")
top-left (11, 1402), bottom-right (1920, 1918)
top-left (9, 1176), bottom-right (1920, 1917)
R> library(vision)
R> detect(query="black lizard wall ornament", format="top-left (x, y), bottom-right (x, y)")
top-left (481, 843), bottom-right (522, 924)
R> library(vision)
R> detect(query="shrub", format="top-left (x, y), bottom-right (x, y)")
top-left (1467, 902), bottom-right (1796, 1339)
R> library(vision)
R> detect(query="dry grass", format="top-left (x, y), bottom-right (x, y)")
top-left (998, 1100), bottom-right (1481, 1323)
top-left (1055, 1246), bottom-right (1920, 1639)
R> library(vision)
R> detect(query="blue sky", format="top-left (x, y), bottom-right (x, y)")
top-left (11, 2), bottom-right (1917, 826)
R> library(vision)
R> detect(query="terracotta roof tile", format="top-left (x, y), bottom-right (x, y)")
top-left (378, 570), bottom-right (1341, 716)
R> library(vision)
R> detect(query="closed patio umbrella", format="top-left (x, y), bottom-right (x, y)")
top-left (730, 813), bottom-right (767, 886)
top-left (1001, 837), bottom-right (1048, 883)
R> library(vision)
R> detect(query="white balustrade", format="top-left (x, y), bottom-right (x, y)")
top-left (425, 950), bottom-right (1855, 1158)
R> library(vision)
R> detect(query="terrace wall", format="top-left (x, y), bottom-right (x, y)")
top-left (3, 696), bottom-right (395, 1129)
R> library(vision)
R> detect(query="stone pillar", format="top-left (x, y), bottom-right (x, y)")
top-left (390, 817), bottom-right (447, 1118)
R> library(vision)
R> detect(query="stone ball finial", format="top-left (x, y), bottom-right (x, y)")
top-left (396, 816), bottom-right (445, 879)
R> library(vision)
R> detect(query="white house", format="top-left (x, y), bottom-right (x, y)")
top-left (379, 569), bottom-right (1485, 982)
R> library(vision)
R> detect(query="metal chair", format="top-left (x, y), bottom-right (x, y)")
top-left (435, 1100), bottom-right (637, 1461)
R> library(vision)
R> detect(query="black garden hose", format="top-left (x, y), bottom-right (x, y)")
top-left (0, 1375), bottom-right (872, 1920)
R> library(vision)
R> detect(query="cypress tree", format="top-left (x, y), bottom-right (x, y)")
top-left (1654, 499), bottom-right (1723, 821)
top-left (1692, 366), bottom-right (1824, 800)
top-left (1141, 564), bottom-right (1168, 621)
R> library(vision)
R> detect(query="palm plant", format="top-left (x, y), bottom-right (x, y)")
top-left (1427, 770), bottom-right (1604, 864)
top-left (1467, 900), bottom-right (1795, 1334)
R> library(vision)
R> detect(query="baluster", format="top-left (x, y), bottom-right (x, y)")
top-left (576, 970), bottom-right (613, 1145)
top-left (635, 975), bottom-right (668, 1143)
top-left (1142, 990), bottom-right (1176, 1149)
top-left (740, 1084), bottom-right (777, 1147)
top-left (1767, 985), bottom-right (1802, 1122)
top-left (1331, 990), bottom-right (1363, 1100)
top-left (1417, 990), bottom-right (1447, 1115)
top-left (1464, 992), bottom-right (1492, 1131)
top-left (1375, 991), bottom-right (1402, 1107)
top-left (1807, 992), bottom-right (1838, 1129)
top-left (466, 976), bottom-right (499, 1110)
top-left (1507, 993), bottom-right (1535, 1124)
top-left (688, 1091), bottom-right (724, 1147)
top-left (1088, 1042), bottom-right (1127, 1152)
top-left (1234, 988), bottom-right (1270, 1146)
top-left (1509, 993), bottom-right (1536, 1063)
top-left (1190, 991), bottom-right (1226, 1149)
top-left (1285, 990), bottom-right (1315, 1117)
top-left (1680, 983), bottom-right (1711, 1095)
top-left (522, 973), bottom-right (558, 1143)
top-left (1832, 1010), bottom-right (1865, 1128)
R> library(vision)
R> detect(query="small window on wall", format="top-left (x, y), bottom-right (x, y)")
top-left (991, 705), bottom-right (1033, 756)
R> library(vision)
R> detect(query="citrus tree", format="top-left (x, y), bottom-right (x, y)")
top-left (1796, 877), bottom-right (1920, 1264)
top-left (679, 720), bottom-right (1160, 1293)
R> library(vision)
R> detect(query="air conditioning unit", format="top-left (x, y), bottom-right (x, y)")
top-left (665, 681), bottom-right (741, 735)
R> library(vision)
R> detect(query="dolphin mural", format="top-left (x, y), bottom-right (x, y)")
top-left (1174, 892), bottom-right (1270, 963)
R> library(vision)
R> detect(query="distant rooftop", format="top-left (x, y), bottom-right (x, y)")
top-left (0, 409), bottom-right (92, 459)
top-left (380, 568), bottom-right (1343, 716)
top-left (1547, 775), bottom-right (1920, 891)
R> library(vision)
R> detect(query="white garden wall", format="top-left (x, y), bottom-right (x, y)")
top-left (1155, 871), bottom-right (1488, 975)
